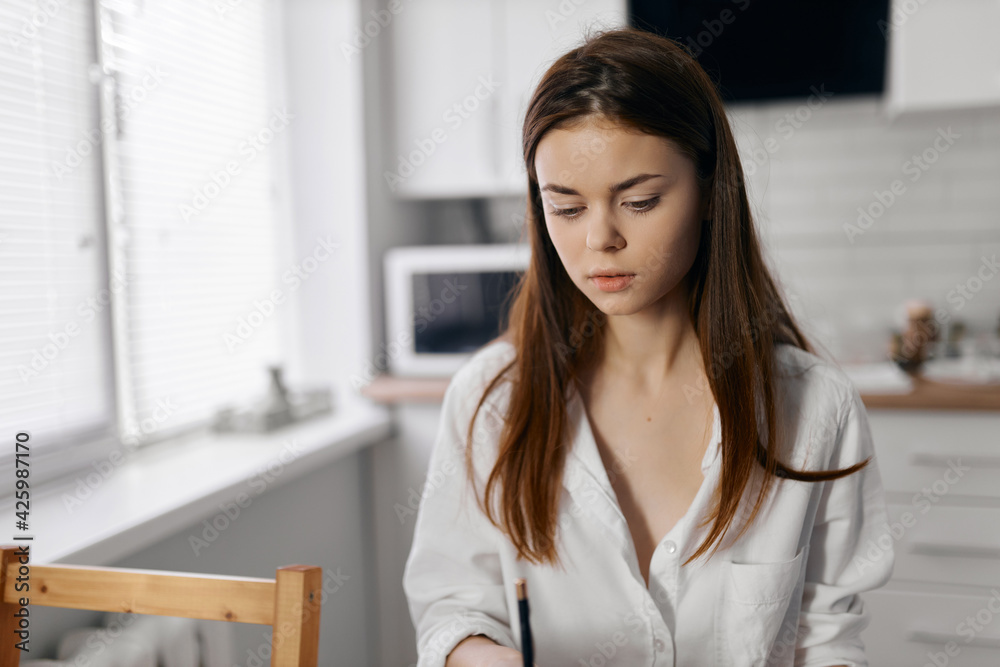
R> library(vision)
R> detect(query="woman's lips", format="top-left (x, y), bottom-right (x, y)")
top-left (590, 275), bottom-right (635, 292)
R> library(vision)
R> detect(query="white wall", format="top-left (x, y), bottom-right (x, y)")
top-left (357, 0), bottom-right (440, 660)
top-left (728, 96), bottom-right (1000, 364)
top-left (281, 0), bottom-right (377, 405)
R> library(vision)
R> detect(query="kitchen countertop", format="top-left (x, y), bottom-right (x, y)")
top-left (854, 371), bottom-right (1000, 410)
top-left (360, 365), bottom-right (1000, 411)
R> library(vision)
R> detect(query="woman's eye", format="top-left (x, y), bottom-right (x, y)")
top-left (549, 197), bottom-right (659, 219)
top-left (625, 197), bottom-right (660, 214)
top-left (550, 206), bottom-right (584, 219)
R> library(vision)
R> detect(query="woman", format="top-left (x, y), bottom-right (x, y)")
top-left (403, 26), bottom-right (894, 667)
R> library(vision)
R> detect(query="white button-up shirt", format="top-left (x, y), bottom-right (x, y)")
top-left (403, 340), bottom-right (894, 667)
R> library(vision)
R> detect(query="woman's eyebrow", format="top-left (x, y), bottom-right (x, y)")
top-left (540, 173), bottom-right (663, 196)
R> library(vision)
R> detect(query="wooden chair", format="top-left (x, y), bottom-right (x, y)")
top-left (0, 545), bottom-right (321, 666)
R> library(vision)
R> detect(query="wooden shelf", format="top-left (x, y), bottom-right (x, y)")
top-left (858, 373), bottom-right (1000, 411)
top-left (359, 373), bottom-right (1000, 411)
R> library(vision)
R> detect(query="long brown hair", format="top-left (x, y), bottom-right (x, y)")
top-left (462, 26), bottom-right (870, 570)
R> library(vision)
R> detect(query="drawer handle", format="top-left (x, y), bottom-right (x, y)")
top-left (909, 541), bottom-right (1000, 559)
top-left (907, 629), bottom-right (1000, 649)
top-left (909, 453), bottom-right (1000, 468)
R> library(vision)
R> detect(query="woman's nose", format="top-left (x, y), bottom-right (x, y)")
top-left (586, 208), bottom-right (625, 251)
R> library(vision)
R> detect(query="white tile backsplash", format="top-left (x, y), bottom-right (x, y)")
top-left (730, 96), bottom-right (1000, 363)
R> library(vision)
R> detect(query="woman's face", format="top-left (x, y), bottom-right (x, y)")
top-left (534, 115), bottom-right (709, 316)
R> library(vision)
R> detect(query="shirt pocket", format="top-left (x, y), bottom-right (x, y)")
top-left (715, 544), bottom-right (809, 667)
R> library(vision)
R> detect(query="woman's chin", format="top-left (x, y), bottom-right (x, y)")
top-left (589, 296), bottom-right (643, 317)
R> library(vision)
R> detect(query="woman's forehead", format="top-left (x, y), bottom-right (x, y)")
top-left (535, 125), bottom-right (693, 190)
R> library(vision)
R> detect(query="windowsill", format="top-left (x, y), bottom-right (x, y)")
top-left (2, 396), bottom-right (392, 566)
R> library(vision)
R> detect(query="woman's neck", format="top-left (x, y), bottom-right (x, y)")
top-left (598, 289), bottom-right (701, 392)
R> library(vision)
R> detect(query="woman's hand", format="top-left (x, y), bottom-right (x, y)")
top-left (445, 635), bottom-right (538, 666)
top-left (487, 648), bottom-right (537, 667)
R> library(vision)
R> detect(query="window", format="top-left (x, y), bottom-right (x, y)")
top-left (1, 0), bottom-right (114, 448)
top-left (1, 0), bottom-right (291, 472)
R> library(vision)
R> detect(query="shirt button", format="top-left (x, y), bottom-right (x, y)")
top-left (664, 540), bottom-right (677, 554)
top-left (654, 637), bottom-right (666, 652)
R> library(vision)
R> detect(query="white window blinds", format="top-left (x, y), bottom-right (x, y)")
top-left (0, 0), bottom-right (114, 447)
top-left (98, 0), bottom-right (287, 441)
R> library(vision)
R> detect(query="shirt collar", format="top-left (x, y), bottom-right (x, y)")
top-left (702, 401), bottom-right (721, 473)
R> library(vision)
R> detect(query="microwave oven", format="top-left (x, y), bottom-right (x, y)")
top-left (383, 243), bottom-right (530, 377)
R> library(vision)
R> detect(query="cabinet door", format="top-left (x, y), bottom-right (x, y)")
top-left (389, 0), bottom-right (500, 198)
top-left (886, 0), bottom-right (1000, 114)
top-left (495, 0), bottom-right (628, 196)
top-left (863, 588), bottom-right (1000, 667)
top-left (884, 503), bottom-right (1000, 589)
top-left (867, 410), bottom-right (1000, 499)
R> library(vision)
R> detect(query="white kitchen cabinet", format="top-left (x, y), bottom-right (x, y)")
top-left (494, 0), bottom-right (628, 193)
top-left (863, 588), bottom-right (1000, 666)
top-left (862, 409), bottom-right (1000, 667)
top-left (885, 0), bottom-right (1000, 115)
top-left (387, 0), bottom-right (498, 199)
top-left (387, 0), bottom-right (627, 199)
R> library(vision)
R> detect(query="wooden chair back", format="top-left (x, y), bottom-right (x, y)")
top-left (0, 545), bottom-right (321, 666)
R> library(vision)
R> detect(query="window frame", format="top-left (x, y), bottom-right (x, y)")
top-left (0, 0), bottom-right (301, 494)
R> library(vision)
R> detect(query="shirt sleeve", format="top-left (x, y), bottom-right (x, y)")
top-left (794, 383), bottom-right (895, 667)
top-left (402, 375), bottom-right (518, 667)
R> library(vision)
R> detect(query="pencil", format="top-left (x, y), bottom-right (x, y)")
top-left (515, 578), bottom-right (533, 667)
